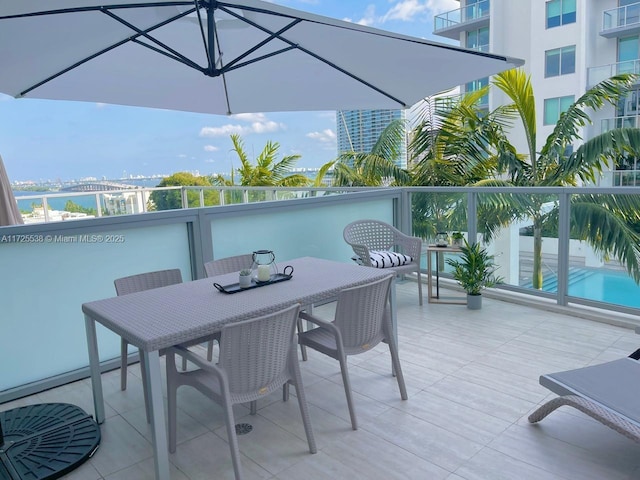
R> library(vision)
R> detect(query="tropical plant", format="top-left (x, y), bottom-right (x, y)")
top-left (446, 240), bottom-right (502, 295)
top-left (213, 134), bottom-right (309, 187)
top-left (314, 119), bottom-right (411, 187)
top-left (409, 91), bottom-right (501, 239)
top-left (150, 172), bottom-right (218, 211)
top-left (482, 69), bottom-right (640, 288)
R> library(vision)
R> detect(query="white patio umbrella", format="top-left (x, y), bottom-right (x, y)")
top-left (0, 155), bottom-right (24, 226)
top-left (0, 1), bottom-right (523, 115)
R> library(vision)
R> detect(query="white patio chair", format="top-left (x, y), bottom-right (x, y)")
top-left (114, 269), bottom-right (184, 392)
top-left (205, 253), bottom-right (309, 361)
top-left (166, 303), bottom-right (316, 480)
top-left (204, 253), bottom-right (253, 278)
top-left (343, 219), bottom-right (423, 305)
top-left (297, 275), bottom-right (407, 430)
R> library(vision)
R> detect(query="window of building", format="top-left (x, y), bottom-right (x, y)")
top-left (545, 45), bottom-right (576, 77)
top-left (544, 95), bottom-right (574, 125)
top-left (467, 27), bottom-right (490, 51)
top-left (465, 77), bottom-right (489, 109)
top-left (464, 0), bottom-right (489, 22)
top-left (546, 0), bottom-right (576, 28)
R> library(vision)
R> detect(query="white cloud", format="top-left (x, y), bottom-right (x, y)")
top-left (343, 4), bottom-right (376, 26)
top-left (204, 145), bottom-right (219, 152)
top-left (306, 129), bottom-right (336, 144)
top-left (200, 125), bottom-right (246, 137)
top-left (382, 0), bottom-right (458, 22)
top-left (230, 112), bottom-right (268, 123)
top-left (200, 113), bottom-right (285, 138)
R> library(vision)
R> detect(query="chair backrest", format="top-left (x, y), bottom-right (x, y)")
top-left (114, 269), bottom-right (183, 296)
top-left (343, 220), bottom-right (397, 252)
top-left (204, 254), bottom-right (253, 277)
top-left (334, 275), bottom-right (393, 350)
top-left (218, 304), bottom-right (300, 401)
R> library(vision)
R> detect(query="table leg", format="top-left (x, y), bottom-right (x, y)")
top-left (142, 350), bottom-right (171, 480)
top-left (84, 314), bottom-right (105, 424)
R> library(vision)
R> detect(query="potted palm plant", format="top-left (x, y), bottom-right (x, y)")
top-left (451, 232), bottom-right (464, 247)
top-left (446, 240), bottom-right (502, 309)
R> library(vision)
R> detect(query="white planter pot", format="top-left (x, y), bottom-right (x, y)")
top-left (239, 274), bottom-right (252, 288)
top-left (467, 294), bottom-right (482, 310)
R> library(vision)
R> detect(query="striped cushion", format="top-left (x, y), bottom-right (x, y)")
top-left (368, 251), bottom-right (412, 268)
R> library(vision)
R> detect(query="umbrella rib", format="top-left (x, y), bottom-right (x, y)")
top-left (218, 19), bottom-right (301, 72)
top-left (217, 4), bottom-right (407, 107)
top-left (18, 6), bottom-right (202, 97)
top-left (102, 8), bottom-right (205, 72)
top-left (0, 2), bottom-right (194, 20)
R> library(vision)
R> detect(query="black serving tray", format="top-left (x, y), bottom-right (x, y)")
top-left (214, 271), bottom-right (293, 294)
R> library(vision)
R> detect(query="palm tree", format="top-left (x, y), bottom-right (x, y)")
top-left (409, 91), bottom-right (506, 238)
top-left (212, 134), bottom-right (309, 202)
top-left (313, 119), bottom-right (411, 187)
top-left (484, 69), bottom-right (640, 288)
top-left (213, 134), bottom-right (310, 187)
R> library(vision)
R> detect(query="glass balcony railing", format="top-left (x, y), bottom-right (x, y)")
top-left (601, 115), bottom-right (640, 133)
top-left (2, 186), bottom-right (640, 402)
top-left (587, 59), bottom-right (640, 88)
top-left (603, 2), bottom-right (640, 31)
top-left (612, 169), bottom-right (640, 186)
top-left (434, 0), bottom-right (490, 31)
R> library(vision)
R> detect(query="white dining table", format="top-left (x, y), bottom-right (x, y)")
top-left (83, 256), bottom-right (397, 480)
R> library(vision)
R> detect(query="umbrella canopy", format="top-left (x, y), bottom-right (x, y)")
top-left (0, 155), bottom-right (24, 226)
top-left (0, 1), bottom-right (523, 115)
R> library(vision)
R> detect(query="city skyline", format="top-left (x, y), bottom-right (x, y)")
top-left (0, 0), bottom-right (459, 183)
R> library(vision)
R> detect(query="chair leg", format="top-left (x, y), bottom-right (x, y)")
top-left (387, 336), bottom-right (408, 400)
top-left (207, 340), bottom-right (214, 362)
top-left (416, 270), bottom-right (423, 306)
top-left (283, 383), bottom-right (290, 402)
top-left (250, 401), bottom-right (257, 415)
top-left (181, 354), bottom-right (188, 371)
top-left (120, 338), bottom-right (128, 391)
top-left (338, 355), bottom-right (358, 430)
top-left (291, 376), bottom-right (317, 454)
top-left (222, 401), bottom-right (243, 480)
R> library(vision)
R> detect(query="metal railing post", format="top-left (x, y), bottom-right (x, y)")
top-left (557, 192), bottom-right (571, 306)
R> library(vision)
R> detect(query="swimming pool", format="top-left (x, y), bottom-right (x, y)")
top-left (535, 268), bottom-right (640, 309)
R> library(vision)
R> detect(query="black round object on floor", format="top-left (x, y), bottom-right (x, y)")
top-left (0, 403), bottom-right (100, 480)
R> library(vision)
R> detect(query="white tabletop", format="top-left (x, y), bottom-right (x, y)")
top-left (82, 257), bottom-right (393, 352)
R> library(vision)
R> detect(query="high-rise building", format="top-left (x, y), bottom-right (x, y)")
top-left (336, 109), bottom-right (407, 168)
top-left (433, 0), bottom-right (639, 186)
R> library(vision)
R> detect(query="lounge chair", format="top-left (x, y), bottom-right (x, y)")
top-left (528, 352), bottom-right (640, 443)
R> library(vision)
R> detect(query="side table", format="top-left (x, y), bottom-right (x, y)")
top-left (426, 245), bottom-right (466, 304)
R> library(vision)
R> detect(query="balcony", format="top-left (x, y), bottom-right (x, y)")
top-left (2, 186), bottom-right (640, 478)
top-left (601, 115), bottom-right (640, 133)
top-left (601, 2), bottom-right (640, 38)
top-left (433, 1), bottom-right (490, 40)
top-left (586, 59), bottom-right (640, 89)
top-left (3, 282), bottom-right (640, 479)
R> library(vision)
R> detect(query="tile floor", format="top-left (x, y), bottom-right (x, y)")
top-left (3, 283), bottom-right (640, 479)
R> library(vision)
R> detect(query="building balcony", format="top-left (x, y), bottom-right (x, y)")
top-left (2, 186), bottom-right (640, 478)
top-left (601, 2), bottom-right (640, 38)
top-left (601, 115), bottom-right (640, 133)
top-left (587, 59), bottom-right (640, 89)
top-left (3, 281), bottom-right (639, 479)
top-left (433, 0), bottom-right (490, 40)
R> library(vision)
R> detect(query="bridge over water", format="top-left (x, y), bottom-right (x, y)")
top-left (61, 182), bottom-right (139, 192)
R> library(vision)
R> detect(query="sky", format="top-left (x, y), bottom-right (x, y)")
top-left (0, 0), bottom-right (459, 183)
